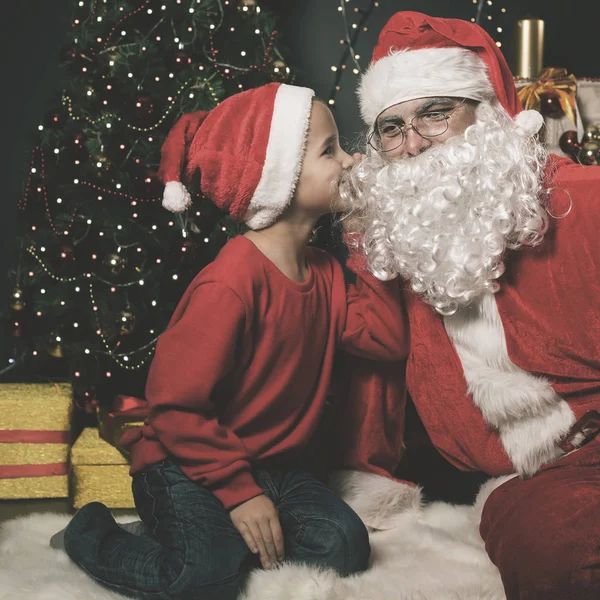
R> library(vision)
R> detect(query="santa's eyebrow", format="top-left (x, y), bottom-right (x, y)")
top-left (376, 97), bottom-right (457, 128)
top-left (415, 97), bottom-right (457, 114)
top-left (377, 114), bottom-right (405, 127)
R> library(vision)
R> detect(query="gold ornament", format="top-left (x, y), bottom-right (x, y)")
top-left (239, 0), bottom-right (258, 13)
top-left (47, 336), bottom-right (64, 358)
top-left (104, 252), bottom-right (126, 275)
top-left (94, 156), bottom-right (111, 173)
top-left (11, 288), bottom-right (25, 311)
top-left (583, 125), bottom-right (600, 144)
top-left (580, 141), bottom-right (599, 166)
top-left (118, 310), bottom-right (136, 335)
top-left (271, 59), bottom-right (291, 83)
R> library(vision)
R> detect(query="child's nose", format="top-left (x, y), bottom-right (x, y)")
top-left (341, 150), bottom-right (355, 170)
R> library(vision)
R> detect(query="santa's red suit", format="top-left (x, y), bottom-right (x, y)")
top-left (329, 12), bottom-right (600, 600)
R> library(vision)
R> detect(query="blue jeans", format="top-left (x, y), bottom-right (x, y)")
top-left (64, 459), bottom-right (370, 600)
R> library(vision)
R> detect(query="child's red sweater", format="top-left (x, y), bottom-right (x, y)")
top-left (121, 236), bottom-right (407, 510)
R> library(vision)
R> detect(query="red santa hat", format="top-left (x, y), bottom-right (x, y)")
top-left (359, 11), bottom-right (524, 126)
top-left (158, 82), bottom-right (315, 230)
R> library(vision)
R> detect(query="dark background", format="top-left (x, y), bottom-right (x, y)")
top-left (1, 0), bottom-right (598, 362)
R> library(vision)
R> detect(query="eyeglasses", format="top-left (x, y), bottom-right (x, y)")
top-left (368, 99), bottom-right (467, 153)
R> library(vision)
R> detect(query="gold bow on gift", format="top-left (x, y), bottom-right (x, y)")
top-left (518, 67), bottom-right (578, 125)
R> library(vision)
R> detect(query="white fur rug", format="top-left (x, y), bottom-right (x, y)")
top-left (0, 502), bottom-right (505, 599)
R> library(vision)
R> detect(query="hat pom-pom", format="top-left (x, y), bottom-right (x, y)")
top-left (514, 110), bottom-right (544, 138)
top-left (163, 181), bottom-right (192, 213)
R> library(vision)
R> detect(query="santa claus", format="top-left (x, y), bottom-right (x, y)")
top-left (334, 11), bottom-right (600, 600)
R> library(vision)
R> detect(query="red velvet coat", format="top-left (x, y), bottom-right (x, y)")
top-left (334, 157), bottom-right (600, 478)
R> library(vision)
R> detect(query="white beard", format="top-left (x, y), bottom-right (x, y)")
top-left (341, 102), bottom-right (548, 315)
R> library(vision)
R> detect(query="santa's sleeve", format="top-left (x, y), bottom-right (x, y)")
top-left (549, 158), bottom-right (600, 262)
top-left (338, 246), bottom-right (409, 361)
top-left (144, 283), bottom-right (264, 510)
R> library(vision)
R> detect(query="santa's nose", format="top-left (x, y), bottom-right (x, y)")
top-left (394, 127), bottom-right (432, 159)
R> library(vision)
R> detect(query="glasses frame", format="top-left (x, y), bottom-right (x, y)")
top-left (368, 98), bottom-right (468, 154)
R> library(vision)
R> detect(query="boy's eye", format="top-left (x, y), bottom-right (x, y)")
top-left (322, 145), bottom-right (334, 156)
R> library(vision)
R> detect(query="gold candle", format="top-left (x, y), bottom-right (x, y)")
top-left (515, 19), bottom-right (545, 79)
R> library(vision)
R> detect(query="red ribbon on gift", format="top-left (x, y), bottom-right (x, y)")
top-left (0, 430), bottom-right (71, 479)
top-left (0, 430), bottom-right (71, 443)
top-left (0, 463), bottom-right (68, 479)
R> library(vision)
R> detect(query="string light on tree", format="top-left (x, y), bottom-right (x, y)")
top-left (328, 0), bottom-right (379, 107)
top-left (472, 0), bottom-right (507, 46)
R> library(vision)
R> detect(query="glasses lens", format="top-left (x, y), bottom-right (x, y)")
top-left (413, 113), bottom-right (449, 138)
top-left (369, 129), bottom-right (405, 153)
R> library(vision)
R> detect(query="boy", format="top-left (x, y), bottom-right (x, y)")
top-left (60, 83), bottom-right (408, 600)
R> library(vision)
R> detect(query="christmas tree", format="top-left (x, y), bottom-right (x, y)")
top-left (6, 0), bottom-right (293, 415)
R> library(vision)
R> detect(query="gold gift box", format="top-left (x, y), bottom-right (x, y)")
top-left (0, 382), bottom-right (72, 431)
top-left (70, 427), bottom-right (135, 509)
top-left (0, 383), bottom-right (72, 499)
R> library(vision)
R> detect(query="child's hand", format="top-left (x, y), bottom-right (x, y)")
top-left (352, 152), bottom-right (366, 162)
top-left (229, 494), bottom-right (285, 569)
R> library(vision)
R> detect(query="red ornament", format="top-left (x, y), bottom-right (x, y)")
top-left (59, 244), bottom-right (75, 262)
top-left (101, 77), bottom-right (123, 107)
top-left (60, 45), bottom-right (94, 74)
top-left (173, 51), bottom-right (192, 73)
top-left (44, 109), bottom-right (66, 130)
top-left (132, 94), bottom-right (155, 124)
top-left (72, 130), bottom-right (86, 148)
top-left (539, 92), bottom-right (564, 119)
top-left (60, 44), bottom-right (79, 63)
top-left (138, 168), bottom-right (161, 193)
top-left (172, 239), bottom-right (201, 268)
top-left (558, 130), bottom-right (581, 157)
top-left (145, 168), bottom-right (160, 182)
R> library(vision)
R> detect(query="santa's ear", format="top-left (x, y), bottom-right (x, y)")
top-left (514, 110), bottom-right (544, 138)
